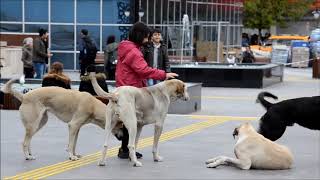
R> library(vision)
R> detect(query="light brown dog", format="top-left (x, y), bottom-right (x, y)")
top-left (206, 122), bottom-right (293, 170)
top-left (2, 78), bottom-right (116, 161)
top-left (89, 72), bottom-right (190, 167)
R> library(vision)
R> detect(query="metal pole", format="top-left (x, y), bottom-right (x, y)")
top-left (217, 21), bottom-right (221, 63)
top-left (226, 22), bottom-right (230, 59)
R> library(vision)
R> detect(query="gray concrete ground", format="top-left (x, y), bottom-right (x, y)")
top-left (1, 67), bottom-right (320, 179)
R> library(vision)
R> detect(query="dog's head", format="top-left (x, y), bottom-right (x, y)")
top-left (257, 114), bottom-right (287, 141)
top-left (165, 79), bottom-right (190, 102)
top-left (233, 122), bottom-right (255, 139)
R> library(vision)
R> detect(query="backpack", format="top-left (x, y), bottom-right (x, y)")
top-left (108, 49), bottom-right (117, 65)
top-left (84, 39), bottom-right (98, 60)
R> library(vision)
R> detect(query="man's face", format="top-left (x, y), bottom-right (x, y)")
top-left (41, 32), bottom-right (49, 39)
top-left (151, 32), bottom-right (161, 43)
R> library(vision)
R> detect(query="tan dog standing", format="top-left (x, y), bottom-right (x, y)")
top-left (89, 72), bottom-right (189, 167)
top-left (206, 122), bottom-right (293, 170)
top-left (2, 78), bottom-right (116, 161)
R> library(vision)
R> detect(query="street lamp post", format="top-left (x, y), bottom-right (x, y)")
top-left (138, 0), bottom-right (144, 21)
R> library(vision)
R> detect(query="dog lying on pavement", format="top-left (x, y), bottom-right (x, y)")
top-left (206, 122), bottom-right (293, 170)
top-left (2, 78), bottom-right (117, 161)
top-left (257, 91), bottom-right (320, 141)
top-left (89, 72), bottom-right (189, 167)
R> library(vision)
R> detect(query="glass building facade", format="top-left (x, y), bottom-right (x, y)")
top-left (0, 0), bottom-right (243, 70)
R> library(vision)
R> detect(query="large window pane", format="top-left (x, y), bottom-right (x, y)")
top-left (0, 23), bottom-right (22, 32)
top-left (51, 25), bottom-right (74, 51)
top-left (51, 53), bottom-right (74, 70)
top-left (25, 24), bottom-right (48, 33)
top-left (0, 0), bottom-right (22, 21)
top-left (25, 0), bottom-right (48, 22)
top-left (77, 0), bottom-right (99, 23)
top-left (76, 26), bottom-right (100, 51)
top-left (52, 0), bottom-right (74, 23)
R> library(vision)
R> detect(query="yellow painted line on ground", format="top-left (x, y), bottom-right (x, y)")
top-left (4, 118), bottom-right (227, 180)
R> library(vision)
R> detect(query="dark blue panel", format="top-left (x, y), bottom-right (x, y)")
top-left (0, 23), bottom-right (22, 32)
top-left (103, 0), bottom-right (131, 24)
top-left (0, 0), bottom-right (22, 21)
top-left (51, 25), bottom-right (74, 51)
top-left (77, 0), bottom-right (99, 23)
top-left (25, 24), bottom-right (48, 33)
top-left (52, 0), bottom-right (74, 23)
top-left (25, 0), bottom-right (48, 22)
top-left (51, 53), bottom-right (75, 70)
top-left (76, 25), bottom-right (100, 51)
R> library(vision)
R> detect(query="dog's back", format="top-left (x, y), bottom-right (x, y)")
top-left (245, 135), bottom-right (294, 169)
top-left (236, 125), bottom-right (294, 170)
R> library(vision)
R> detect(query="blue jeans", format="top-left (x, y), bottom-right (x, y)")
top-left (34, 62), bottom-right (45, 79)
top-left (147, 79), bottom-right (160, 86)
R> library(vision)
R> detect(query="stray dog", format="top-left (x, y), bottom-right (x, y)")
top-left (2, 78), bottom-right (117, 161)
top-left (89, 72), bottom-right (189, 167)
top-left (206, 122), bottom-right (293, 170)
top-left (257, 91), bottom-right (320, 141)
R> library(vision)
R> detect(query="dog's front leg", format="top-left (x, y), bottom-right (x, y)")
top-left (72, 127), bottom-right (81, 158)
top-left (153, 124), bottom-right (164, 162)
top-left (206, 156), bottom-right (251, 170)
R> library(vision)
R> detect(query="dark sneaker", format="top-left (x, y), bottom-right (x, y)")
top-left (118, 148), bottom-right (143, 159)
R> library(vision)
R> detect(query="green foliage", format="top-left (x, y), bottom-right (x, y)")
top-left (243, 0), bottom-right (314, 30)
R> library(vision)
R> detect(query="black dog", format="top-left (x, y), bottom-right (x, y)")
top-left (256, 91), bottom-right (320, 141)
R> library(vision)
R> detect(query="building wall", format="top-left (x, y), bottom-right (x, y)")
top-left (0, 0), bottom-right (243, 70)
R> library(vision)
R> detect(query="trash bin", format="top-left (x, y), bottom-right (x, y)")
top-left (313, 58), bottom-right (320, 78)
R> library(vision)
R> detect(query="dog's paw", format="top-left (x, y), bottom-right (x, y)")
top-left (205, 158), bottom-right (217, 164)
top-left (133, 161), bottom-right (142, 167)
top-left (69, 155), bottom-right (80, 161)
top-left (206, 162), bottom-right (219, 168)
top-left (25, 155), bottom-right (36, 160)
top-left (76, 154), bottom-right (82, 158)
top-left (154, 155), bottom-right (163, 162)
top-left (97, 160), bottom-right (106, 166)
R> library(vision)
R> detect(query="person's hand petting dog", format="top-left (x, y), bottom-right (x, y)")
top-left (165, 72), bottom-right (178, 80)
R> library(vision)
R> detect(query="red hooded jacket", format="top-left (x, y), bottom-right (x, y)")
top-left (115, 40), bottom-right (166, 87)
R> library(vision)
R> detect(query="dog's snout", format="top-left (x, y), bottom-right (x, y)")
top-left (233, 128), bottom-right (239, 139)
top-left (183, 93), bottom-right (190, 101)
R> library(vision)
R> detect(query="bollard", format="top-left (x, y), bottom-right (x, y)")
top-left (312, 58), bottom-right (320, 79)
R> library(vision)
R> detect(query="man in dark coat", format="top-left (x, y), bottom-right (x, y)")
top-left (79, 29), bottom-right (98, 76)
top-left (141, 28), bottom-right (171, 86)
top-left (33, 28), bottom-right (52, 79)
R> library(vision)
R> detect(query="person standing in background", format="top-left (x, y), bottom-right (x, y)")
top-left (79, 29), bottom-right (98, 76)
top-left (33, 28), bottom-right (52, 79)
top-left (141, 28), bottom-right (171, 86)
top-left (21, 37), bottom-right (34, 78)
top-left (103, 35), bottom-right (118, 80)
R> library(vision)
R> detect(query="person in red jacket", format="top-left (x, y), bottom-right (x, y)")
top-left (116, 22), bottom-right (178, 159)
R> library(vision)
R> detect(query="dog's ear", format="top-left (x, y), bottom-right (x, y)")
top-left (88, 72), bottom-right (96, 79)
top-left (175, 81), bottom-right (185, 94)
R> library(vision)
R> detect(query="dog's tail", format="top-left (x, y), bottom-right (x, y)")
top-left (88, 72), bottom-right (118, 102)
top-left (1, 78), bottom-right (23, 102)
top-left (256, 91), bottom-right (278, 110)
